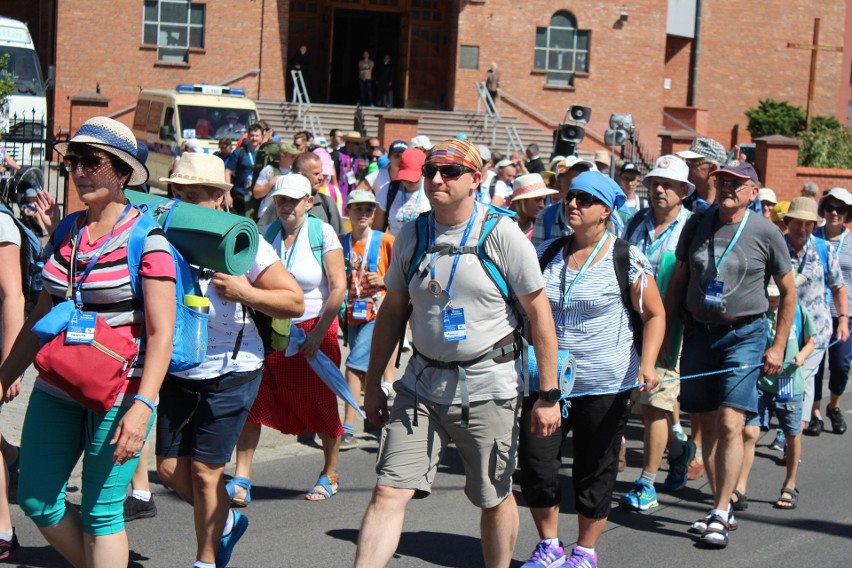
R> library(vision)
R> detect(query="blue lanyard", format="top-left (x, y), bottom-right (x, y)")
top-left (429, 204), bottom-right (478, 301)
top-left (714, 209), bottom-right (750, 273)
top-left (561, 232), bottom-right (609, 307)
top-left (643, 216), bottom-right (679, 258)
top-left (72, 203), bottom-right (133, 307)
top-left (400, 186), bottom-right (424, 223)
top-left (281, 222), bottom-right (305, 271)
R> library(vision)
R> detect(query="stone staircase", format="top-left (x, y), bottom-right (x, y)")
top-left (255, 100), bottom-right (557, 160)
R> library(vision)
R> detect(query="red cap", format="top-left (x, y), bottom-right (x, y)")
top-left (396, 148), bottom-right (426, 183)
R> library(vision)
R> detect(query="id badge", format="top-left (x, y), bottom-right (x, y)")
top-left (66, 311), bottom-right (97, 345)
top-left (353, 299), bottom-right (369, 320)
top-left (442, 308), bottom-right (467, 342)
top-left (777, 376), bottom-right (793, 400)
top-left (345, 170), bottom-right (357, 185)
top-left (704, 279), bottom-right (724, 306)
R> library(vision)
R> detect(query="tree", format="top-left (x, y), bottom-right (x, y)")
top-left (744, 98), bottom-right (806, 138)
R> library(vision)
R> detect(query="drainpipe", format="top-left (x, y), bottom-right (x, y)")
top-left (688, 0), bottom-right (702, 107)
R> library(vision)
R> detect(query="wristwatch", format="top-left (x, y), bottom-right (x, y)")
top-left (538, 388), bottom-right (561, 403)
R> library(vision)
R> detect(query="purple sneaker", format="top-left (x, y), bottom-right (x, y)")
top-left (521, 540), bottom-right (566, 568)
top-left (564, 547), bottom-right (597, 568)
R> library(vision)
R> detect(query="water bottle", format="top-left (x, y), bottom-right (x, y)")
top-left (271, 318), bottom-right (291, 351)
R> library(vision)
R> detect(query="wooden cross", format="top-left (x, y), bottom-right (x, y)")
top-left (787, 18), bottom-right (843, 128)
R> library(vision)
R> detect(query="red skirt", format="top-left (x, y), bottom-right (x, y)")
top-left (247, 317), bottom-right (344, 437)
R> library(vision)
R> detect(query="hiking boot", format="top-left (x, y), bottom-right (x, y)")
top-left (663, 439), bottom-right (696, 492)
top-left (803, 415), bottom-right (824, 436)
top-left (123, 495), bottom-right (157, 522)
top-left (769, 430), bottom-right (786, 451)
top-left (0, 528), bottom-right (19, 561)
top-left (339, 432), bottom-right (361, 451)
top-left (618, 480), bottom-right (658, 511)
top-left (520, 539), bottom-right (566, 568)
top-left (563, 547), bottom-right (597, 568)
top-left (827, 406), bottom-right (847, 434)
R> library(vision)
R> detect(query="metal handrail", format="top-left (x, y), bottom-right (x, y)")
top-left (291, 70), bottom-right (311, 119)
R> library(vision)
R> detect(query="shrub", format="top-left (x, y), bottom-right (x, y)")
top-left (798, 128), bottom-right (852, 168)
top-left (745, 99), bottom-right (806, 138)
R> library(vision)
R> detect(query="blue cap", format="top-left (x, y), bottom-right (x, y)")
top-left (455, 133), bottom-right (468, 140)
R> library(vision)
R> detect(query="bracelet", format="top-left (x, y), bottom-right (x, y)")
top-left (133, 394), bottom-right (156, 412)
top-left (839, 314), bottom-right (849, 319)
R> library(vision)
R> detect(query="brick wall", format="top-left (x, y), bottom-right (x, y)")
top-left (753, 135), bottom-right (852, 201)
top-left (663, 35), bottom-right (692, 108)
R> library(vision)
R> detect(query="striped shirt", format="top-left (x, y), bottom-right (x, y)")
top-left (815, 227), bottom-right (852, 318)
top-left (37, 211), bottom-right (175, 401)
top-left (540, 235), bottom-right (651, 395)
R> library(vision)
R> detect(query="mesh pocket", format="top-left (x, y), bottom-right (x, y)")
top-left (169, 304), bottom-right (209, 372)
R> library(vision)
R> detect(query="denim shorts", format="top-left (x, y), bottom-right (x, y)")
top-left (346, 319), bottom-right (375, 373)
top-left (748, 390), bottom-right (804, 435)
top-left (680, 317), bottom-right (767, 414)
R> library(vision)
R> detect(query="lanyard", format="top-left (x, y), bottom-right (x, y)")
top-left (561, 232), bottom-right (609, 307)
top-left (281, 222), bottom-right (305, 271)
top-left (794, 236), bottom-right (812, 274)
top-left (72, 203), bottom-right (133, 307)
top-left (643, 215), bottom-right (679, 258)
top-left (713, 209), bottom-right (749, 274)
top-left (353, 229), bottom-right (373, 299)
top-left (400, 185), bottom-right (424, 223)
top-left (246, 149), bottom-right (255, 167)
top-left (429, 204), bottom-right (478, 302)
top-left (838, 229), bottom-right (848, 255)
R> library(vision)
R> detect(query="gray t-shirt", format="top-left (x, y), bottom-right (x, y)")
top-left (675, 209), bottom-right (791, 324)
top-left (385, 206), bottom-right (544, 405)
top-left (0, 213), bottom-right (21, 247)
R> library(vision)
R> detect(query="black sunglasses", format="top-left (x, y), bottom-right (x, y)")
top-left (564, 191), bottom-right (600, 208)
top-left (824, 203), bottom-right (848, 215)
top-left (63, 154), bottom-right (107, 173)
top-left (422, 164), bottom-right (473, 180)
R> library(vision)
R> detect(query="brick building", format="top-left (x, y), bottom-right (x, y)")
top-left (6, 0), bottom-right (851, 155)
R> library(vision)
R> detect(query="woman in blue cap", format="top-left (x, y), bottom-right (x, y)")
top-left (518, 171), bottom-right (665, 568)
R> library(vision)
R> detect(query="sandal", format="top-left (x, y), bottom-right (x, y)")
top-left (305, 473), bottom-right (339, 501)
top-left (699, 514), bottom-right (730, 548)
top-left (774, 486), bottom-right (798, 510)
top-left (731, 489), bottom-right (748, 511)
top-left (225, 476), bottom-right (252, 508)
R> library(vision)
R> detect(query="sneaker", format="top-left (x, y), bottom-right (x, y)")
top-left (123, 495), bottom-right (157, 522)
top-left (563, 547), bottom-right (597, 568)
top-left (673, 428), bottom-right (688, 443)
top-left (827, 406), bottom-right (847, 434)
top-left (521, 539), bottom-right (566, 568)
top-left (663, 440), bottom-right (696, 492)
top-left (803, 415), bottom-right (824, 436)
top-left (216, 510), bottom-right (249, 568)
top-left (619, 480), bottom-right (658, 511)
top-left (769, 430), bottom-right (786, 451)
top-left (0, 528), bottom-right (19, 561)
top-left (339, 432), bottom-right (361, 451)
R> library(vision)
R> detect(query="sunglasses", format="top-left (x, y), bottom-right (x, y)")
top-left (564, 191), bottom-right (600, 208)
top-left (823, 203), bottom-right (848, 215)
top-left (63, 154), bottom-right (107, 173)
top-left (422, 164), bottom-right (473, 180)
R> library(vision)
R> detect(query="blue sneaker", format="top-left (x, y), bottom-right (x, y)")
top-left (521, 539), bottom-right (566, 568)
top-left (564, 547), bottom-right (597, 568)
top-left (769, 430), bottom-right (786, 452)
top-left (664, 439), bottom-right (696, 492)
top-left (618, 479), bottom-right (658, 511)
top-left (216, 510), bottom-right (248, 568)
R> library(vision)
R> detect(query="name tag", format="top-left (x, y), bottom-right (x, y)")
top-left (345, 170), bottom-right (357, 185)
top-left (353, 300), bottom-right (369, 320)
top-left (777, 376), bottom-right (793, 400)
top-left (442, 308), bottom-right (467, 342)
top-left (704, 279), bottom-right (724, 306)
top-left (66, 311), bottom-right (97, 345)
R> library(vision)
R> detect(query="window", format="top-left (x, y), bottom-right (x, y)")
top-left (534, 11), bottom-right (590, 87)
top-left (459, 45), bottom-right (479, 70)
top-left (143, 0), bottom-right (205, 63)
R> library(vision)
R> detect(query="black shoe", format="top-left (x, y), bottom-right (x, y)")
top-left (803, 416), bottom-right (824, 437)
top-left (123, 495), bottom-right (157, 521)
top-left (827, 407), bottom-right (847, 434)
top-left (0, 528), bottom-right (19, 561)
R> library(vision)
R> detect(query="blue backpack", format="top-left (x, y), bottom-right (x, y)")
top-left (342, 230), bottom-right (384, 276)
top-left (0, 204), bottom-right (44, 313)
top-left (52, 207), bottom-right (208, 373)
top-left (264, 214), bottom-right (325, 272)
top-left (810, 234), bottom-right (832, 305)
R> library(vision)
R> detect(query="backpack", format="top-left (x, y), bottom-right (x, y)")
top-left (538, 235), bottom-right (644, 352)
top-left (0, 204), bottom-right (44, 313)
top-left (383, 180), bottom-right (404, 230)
top-left (810, 235), bottom-right (832, 305)
top-left (249, 142), bottom-right (281, 187)
top-left (52, 207), bottom-right (207, 372)
top-left (624, 207), bottom-right (651, 241)
top-left (264, 214), bottom-right (325, 274)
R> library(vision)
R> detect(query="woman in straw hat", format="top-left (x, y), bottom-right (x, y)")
top-left (155, 152), bottom-right (304, 568)
top-left (0, 116), bottom-right (175, 567)
top-left (508, 173), bottom-right (557, 239)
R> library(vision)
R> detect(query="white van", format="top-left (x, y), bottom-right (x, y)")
top-left (0, 17), bottom-right (48, 167)
top-left (132, 84), bottom-right (259, 192)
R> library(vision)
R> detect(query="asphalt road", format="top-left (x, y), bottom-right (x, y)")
top-left (3, 360), bottom-right (852, 567)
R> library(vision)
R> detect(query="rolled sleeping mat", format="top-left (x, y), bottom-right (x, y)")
top-left (526, 346), bottom-right (575, 399)
top-left (126, 190), bottom-right (259, 276)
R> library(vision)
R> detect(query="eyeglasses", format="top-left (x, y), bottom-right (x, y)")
top-left (422, 164), bottom-right (473, 180)
top-left (824, 203), bottom-right (848, 215)
top-left (63, 154), bottom-right (107, 173)
top-left (714, 177), bottom-right (753, 192)
top-left (564, 191), bottom-right (600, 208)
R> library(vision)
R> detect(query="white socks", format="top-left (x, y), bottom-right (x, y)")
top-left (193, 562), bottom-right (215, 568)
top-left (131, 490), bottom-right (151, 502)
top-left (222, 509), bottom-right (235, 536)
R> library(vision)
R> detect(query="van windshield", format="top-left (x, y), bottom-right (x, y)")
top-left (177, 106), bottom-right (258, 141)
top-left (0, 47), bottom-right (44, 99)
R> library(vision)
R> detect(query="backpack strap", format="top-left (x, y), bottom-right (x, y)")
top-left (539, 235), bottom-right (571, 272)
top-left (624, 207), bottom-right (650, 241)
top-left (613, 237), bottom-right (630, 304)
top-left (812, 235), bottom-right (832, 303)
top-left (488, 177), bottom-right (498, 200)
top-left (477, 206), bottom-right (515, 301)
top-left (795, 303), bottom-right (804, 350)
top-left (385, 180), bottom-right (403, 222)
top-left (307, 214), bottom-right (325, 275)
top-left (264, 219), bottom-right (282, 244)
top-left (367, 230), bottom-right (383, 272)
top-left (406, 211), bottom-right (432, 286)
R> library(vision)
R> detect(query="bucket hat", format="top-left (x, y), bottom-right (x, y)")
top-left (55, 116), bottom-right (149, 186)
top-left (818, 187), bottom-right (852, 216)
top-left (160, 152), bottom-right (233, 191)
top-left (784, 196), bottom-right (820, 223)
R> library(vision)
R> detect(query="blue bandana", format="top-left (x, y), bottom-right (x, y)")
top-left (570, 171), bottom-right (629, 233)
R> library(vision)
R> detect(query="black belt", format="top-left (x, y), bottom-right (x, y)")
top-left (686, 313), bottom-right (765, 334)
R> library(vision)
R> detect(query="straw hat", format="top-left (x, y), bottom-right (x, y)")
top-left (160, 152), bottom-right (233, 191)
top-left (509, 174), bottom-right (557, 202)
top-left (342, 130), bottom-right (367, 143)
top-left (539, 170), bottom-right (556, 186)
top-left (55, 116), bottom-right (149, 186)
top-left (784, 197), bottom-right (820, 223)
top-left (593, 150), bottom-right (611, 167)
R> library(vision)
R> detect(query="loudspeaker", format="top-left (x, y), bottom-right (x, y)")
top-left (569, 105), bottom-right (592, 124)
top-left (555, 123), bottom-right (585, 144)
top-left (604, 129), bottom-right (628, 146)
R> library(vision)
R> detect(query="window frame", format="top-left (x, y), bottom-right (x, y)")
top-left (533, 11), bottom-right (590, 87)
top-left (142, 0), bottom-right (206, 63)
